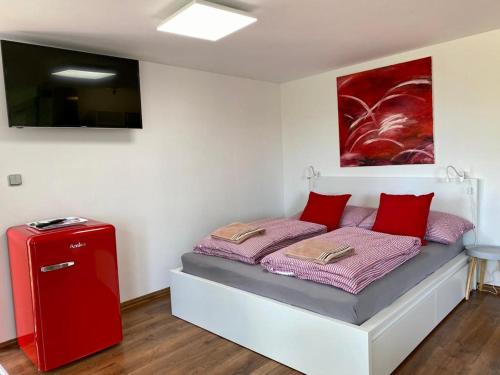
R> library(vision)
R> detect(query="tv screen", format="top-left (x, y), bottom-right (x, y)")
top-left (1, 40), bottom-right (142, 128)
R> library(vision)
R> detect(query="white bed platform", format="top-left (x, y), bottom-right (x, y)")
top-left (171, 176), bottom-right (479, 375)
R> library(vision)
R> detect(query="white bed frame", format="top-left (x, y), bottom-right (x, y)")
top-left (171, 176), bottom-right (479, 375)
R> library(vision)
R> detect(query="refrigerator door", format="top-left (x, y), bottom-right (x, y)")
top-left (31, 225), bottom-right (122, 371)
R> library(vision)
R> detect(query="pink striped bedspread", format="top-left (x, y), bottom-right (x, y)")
top-left (261, 227), bottom-right (421, 294)
top-left (194, 218), bottom-right (327, 264)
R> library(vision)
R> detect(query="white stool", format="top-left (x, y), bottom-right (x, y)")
top-left (465, 245), bottom-right (500, 300)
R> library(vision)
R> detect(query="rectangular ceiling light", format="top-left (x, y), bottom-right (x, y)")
top-left (157, 0), bottom-right (257, 41)
top-left (52, 69), bottom-right (116, 79)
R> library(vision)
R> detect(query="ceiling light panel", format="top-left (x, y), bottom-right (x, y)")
top-left (52, 69), bottom-right (116, 79)
top-left (157, 0), bottom-right (257, 41)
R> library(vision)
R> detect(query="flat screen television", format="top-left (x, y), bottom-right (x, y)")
top-left (1, 40), bottom-right (142, 128)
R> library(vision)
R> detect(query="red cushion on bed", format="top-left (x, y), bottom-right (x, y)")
top-left (300, 192), bottom-right (351, 231)
top-left (372, 193), bottom-right (434, 244)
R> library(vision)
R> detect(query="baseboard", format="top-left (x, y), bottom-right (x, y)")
top-left (0, 288), bottom-right (171, 350)
top-left (121, 287), bottom-right (170, 311)
top-left (0, 338), bottom-right (17, 350)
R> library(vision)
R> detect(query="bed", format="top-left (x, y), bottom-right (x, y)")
top-left (182, 239), bottom-right (463, 325)
top-left (170, 176), bottom-right (479, 375)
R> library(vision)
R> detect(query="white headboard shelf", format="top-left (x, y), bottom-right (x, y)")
top-left (312, 176), bottom-right (479, 227)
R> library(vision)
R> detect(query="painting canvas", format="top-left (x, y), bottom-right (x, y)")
top-left (337, 57), bottom-right (434, 167)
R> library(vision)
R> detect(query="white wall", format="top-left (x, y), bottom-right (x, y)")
top-left (281, 29), bottom-right (500, 285)
top-left (0, 60), bottom-right (283, 342)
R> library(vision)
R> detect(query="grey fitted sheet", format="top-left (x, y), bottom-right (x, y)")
top-left (181, 239), bottom-right (464, 325)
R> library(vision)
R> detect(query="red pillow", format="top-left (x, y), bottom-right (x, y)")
top-left (372, 193), bottom-right (434, 244)
top-left (300, 192), bottom-right (351, 231)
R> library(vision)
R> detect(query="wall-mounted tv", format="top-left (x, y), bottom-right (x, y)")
top-left (1, 40), bottom-right (142, 129)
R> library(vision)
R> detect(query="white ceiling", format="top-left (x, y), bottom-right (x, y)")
top-left (2, 0), bottom-right (500, 82)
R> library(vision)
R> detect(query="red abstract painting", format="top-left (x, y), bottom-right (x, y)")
top-left (337, 57), bottom-right (434, 167)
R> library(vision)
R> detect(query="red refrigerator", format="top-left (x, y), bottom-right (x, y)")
top-left (7, 219), bottom-right (123, 371)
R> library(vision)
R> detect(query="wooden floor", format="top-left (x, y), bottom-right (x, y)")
top-left (0, 290), bottom-right (499, 375)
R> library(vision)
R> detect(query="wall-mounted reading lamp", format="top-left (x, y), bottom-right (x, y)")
top-left (306, 165), bottom-right (320, 191)
top-left (446, 165), bottom-right (465, 183)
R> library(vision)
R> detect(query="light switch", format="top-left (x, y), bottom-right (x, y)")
top-left (8, 174), bottom-right (22, 186)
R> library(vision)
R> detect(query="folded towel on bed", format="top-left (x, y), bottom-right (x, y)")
top-left (261, 227), bottom-right (421, 294)
top-left (194, 218), bottom-right (327, 264)
top-left (285, 239), bottom-right (354, 265)
top-left (211, 223), bottom-right (265, 244)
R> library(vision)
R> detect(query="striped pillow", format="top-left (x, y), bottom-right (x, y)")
top-left (358, 211), bottom-right (376, 229)
top-left (293, 205), bottom-right (375, 228)
top-left (340, 206), bottom-right (376, 227)
top-left (358, 210), bottom-right (474, 244)
top-left (425, 211), bottom-right (474, 244)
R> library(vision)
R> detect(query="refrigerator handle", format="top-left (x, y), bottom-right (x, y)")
top-left (41, 261), bottom-right (75, 273)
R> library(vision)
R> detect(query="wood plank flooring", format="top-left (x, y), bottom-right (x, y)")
top-left (0, 290), bottom-right (498, 374)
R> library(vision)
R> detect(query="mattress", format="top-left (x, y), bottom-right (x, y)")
top-left (181, 239), bottom-right (464, 325)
